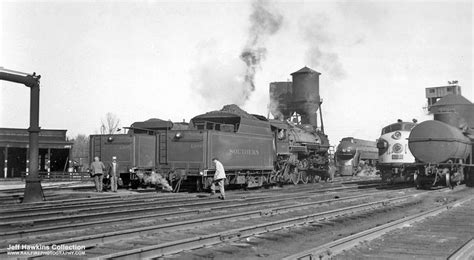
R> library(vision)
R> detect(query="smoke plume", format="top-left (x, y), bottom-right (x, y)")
top-left (240, 0), bottom-right (283, 96)
top-left (192, 0), bottom-right (283, 110)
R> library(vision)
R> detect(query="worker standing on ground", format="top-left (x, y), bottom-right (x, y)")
top-left (107, 156), bottom-right (119, 192)
top-left (210, 157), bottom-right (226, 200)
top-left (90, 156), bottom-right (105, 192)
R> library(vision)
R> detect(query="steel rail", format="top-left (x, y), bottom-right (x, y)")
top-left (0, 188), bottom-right (390, 240)
top-left (283, 192), bottom-right (474, 260)
top-left (0, 181), bottom-right (324, 210)
top-left (1, 189), bottom-right (433, 258)
top-left (448, 238), bottom-right (474, 260)
top-left (0, 191), bottom-right (188, 211)
top-left (0, 175), bottom-right (377, 201)
top-left (96, 192), bottom-right (432, 260)
top-left (0, 188), bottom-right (418, 255)
top-left (0, 182), bottom-right (382, 219)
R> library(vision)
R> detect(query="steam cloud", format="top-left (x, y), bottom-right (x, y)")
top-left (240, 0), bottom-right (283, 99)
top-left (192, 0), bottom-right (283, 110)
top-left (300, 15), bottom-right (346, 80)
top-left (268, 98), bottom-right (283, 120)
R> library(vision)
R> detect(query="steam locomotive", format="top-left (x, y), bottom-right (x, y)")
top-left (408, 94), bottom-right (474, 188)
top-left (335, 137), bottom-right (378, 176)
top-left (376, 119), bottom-right (418, 183)
top-left (90, 67), bottom-right (330, 191)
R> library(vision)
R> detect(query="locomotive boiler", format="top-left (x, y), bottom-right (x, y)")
top-left (408, 94), bottom-right (474, 188)
top-left (269, 66), bottom-right (330, 182)
top-left (335, 137), bottom-right (378, 176)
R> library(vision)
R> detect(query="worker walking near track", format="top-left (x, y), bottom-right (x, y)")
top-left (210, 157), bottom-right (226, 200)
top-left (90, 156), bottom-right (105, 192)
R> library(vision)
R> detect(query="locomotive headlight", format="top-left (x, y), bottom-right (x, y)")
top-left (107, 136), bottom-right (114, 142)
top-left (377, 139), bottom-right (388, 149)
top-left (391, 131), bottom-right (402, 140)
top-left (392, 143), bottom-right (403, 153)
top-left (174, 132), bottom-right (183, 139)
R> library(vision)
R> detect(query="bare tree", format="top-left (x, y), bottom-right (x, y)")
top-left (100, 112), bottom-right (121, 134)
top-left (70, 134), bottom-right (89, 171)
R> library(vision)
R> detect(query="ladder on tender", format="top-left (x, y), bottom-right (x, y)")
top-left (158, 131), bottom-right (167, 164)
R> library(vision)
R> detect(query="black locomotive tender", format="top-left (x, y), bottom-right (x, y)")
top-left (90, 67), bottom-right (330, 191)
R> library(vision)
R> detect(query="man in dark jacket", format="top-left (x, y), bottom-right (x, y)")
top-left (90, 156), bottom-right (105, 192)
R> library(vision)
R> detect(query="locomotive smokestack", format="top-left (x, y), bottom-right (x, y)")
top-left (290, 66), bottom-right (321, 127)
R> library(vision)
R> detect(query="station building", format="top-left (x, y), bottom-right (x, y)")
top-left (0, 128), bottom-right (73, 178)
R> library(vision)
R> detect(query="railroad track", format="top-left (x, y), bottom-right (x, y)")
top-left (2, 185), bottom-right (432, 259)
top-left (0, 175), bottom-right (380, 205)
top-left (284, 188), bottom-right (474, 260)
top-left (0, 178), bottom-right (384, 218)
top-left (0, 184), bottom-right (390, 241)
top-left (79, 189), bottom-right (434, 259)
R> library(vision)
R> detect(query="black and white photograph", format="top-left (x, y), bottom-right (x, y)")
top-left (0, 0), bottom-right (473, 259)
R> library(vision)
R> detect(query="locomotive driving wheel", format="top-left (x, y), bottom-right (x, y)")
top-left (282, 163), bottom-right (291, 183)
top-left (290, 167), bottom-right (299, 185)
top-left (300, 171), bottom-right (309, 184)
top-left (445, 172), bottom-right (453, 189)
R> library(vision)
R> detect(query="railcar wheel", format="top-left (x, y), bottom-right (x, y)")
top-left (446, 172), bottom-right (453, 189)
top-left (196, 178), bottom-right (203, 192)
top-left (130, 180), bottom-right (139, 190)
top-left (300, 171), bottom-right (309, 184)
top-left (414, 173), bottom-right (420, 189)
top-left (282, 164), bottom-right (291, 183)
top-left (290, 169), bottom-right (299, 185)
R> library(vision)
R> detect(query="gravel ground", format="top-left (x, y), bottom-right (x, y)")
top-left (168, 187), bottom-right (474, 260)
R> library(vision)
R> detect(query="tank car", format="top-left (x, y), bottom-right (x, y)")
top-left (408, 94), bottom-right (474, 188)
top-left (335, 137), bottom-right (378, 176)
top-left (376, 120), bottom-right (418, 183)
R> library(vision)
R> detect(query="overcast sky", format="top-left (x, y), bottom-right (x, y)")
top-left (1, 0), bottom-right (472, 146)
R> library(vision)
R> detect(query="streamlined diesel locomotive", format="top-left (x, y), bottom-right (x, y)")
top-left (376, 120), bottom-right (418, 183)
top-left (335, 137), bottom-right (378, 176)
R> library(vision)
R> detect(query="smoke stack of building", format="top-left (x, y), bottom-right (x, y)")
top-left (269, 66), bottom-right (322, 130)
